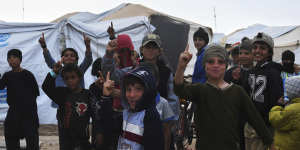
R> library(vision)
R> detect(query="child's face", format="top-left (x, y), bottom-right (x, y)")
top-left (62, 50), bottom-right (77, 65)
top-left (7, 55), bottom-right (21, 69)
top-left (252, 43), bottom-right (271, 63)
top-left (63, 71), bottom-right (81, 91)
top-left (239, 49), bottom-right (253, 66)
top-left (125, 83), bottom-right (144, 109)
top-left (142, 42), bottom-right (160, 62)
top-left (193, 37), bottom-right (206, 50)
top-left (205, 57), bottom-right (226, 80)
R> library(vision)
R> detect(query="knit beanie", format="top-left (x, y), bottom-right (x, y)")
top-left (202, 43), bottom-right (229, 67)
top-left (7, 49), bottom-right (22, 61)
top-left (239, 37), bottom-right (253, 52)
top-left (117, 34), bottom-right (134, 51)
top-left (282, 50), bottom-right (295, 62)
top-left (193, 27), bottom-right (209, 45)
top-left (252, 32), bottom-right (274, 49)
top-left (285, 76), bottom-right (300, 100)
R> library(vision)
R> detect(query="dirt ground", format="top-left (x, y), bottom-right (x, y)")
top-left (0, 124), bottom-right (59, 150)
top-left (0, 124), bottom-right (195, 150)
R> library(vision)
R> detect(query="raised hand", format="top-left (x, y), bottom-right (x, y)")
top-left (178, 44), bottom-right (192, 68)
top-left (103, 72), bottom-right (115, 96)
top-left (83, 33), bottom-right (91, 53)
top-left (53, 60), bottom-right (62, 74)
top-left (39, 32), bottom-right (47, 49)
top-left (106, 40), bottom-right (118, 53)
top-left (107, 22), bottom-right (115, 40)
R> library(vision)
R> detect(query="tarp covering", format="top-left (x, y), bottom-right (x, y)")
top-left (0, 3), bottom-right (212, 124)
top-left (223, 24), bottom-right (298, 44)
top-left (0, 15), bottom-right (154, 124)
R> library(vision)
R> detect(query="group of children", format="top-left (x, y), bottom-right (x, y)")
top-left (0, 23), bottom-right (180, 150)
top-left (1, 24), bottom-right (300, 150)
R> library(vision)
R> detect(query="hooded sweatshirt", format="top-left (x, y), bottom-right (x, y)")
top-left (101, 67), bottom-right (164, 150)
top-left (247, 61), bottom-right (283, 126)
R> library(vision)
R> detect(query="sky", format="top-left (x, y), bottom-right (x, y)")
top-left (0, 0), bottom-right (300, 34)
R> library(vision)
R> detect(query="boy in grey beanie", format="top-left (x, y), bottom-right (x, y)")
top-left (174, 43), bottom-right (272, 150)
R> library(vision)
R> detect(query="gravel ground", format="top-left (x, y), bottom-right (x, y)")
top-left (0, 124), bottom-right (195, 150)
top-left (0, 124), bottom-right (59, 150)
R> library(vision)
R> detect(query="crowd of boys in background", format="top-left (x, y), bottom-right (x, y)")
top-left (0, 23), bottom-right (300, 150)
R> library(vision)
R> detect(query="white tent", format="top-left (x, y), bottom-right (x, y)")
top-left (52, 3), bottom-right (213, 74)
top-left (221, 24), bottom-right (300, 62)
top-left (0, 3), bottom-right (212, 124)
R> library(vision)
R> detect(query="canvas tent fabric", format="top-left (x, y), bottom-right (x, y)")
top-left (52, 3), bottom-right (213, 74)
top-left (0, 3), bottom-right (212, 124)
top-left (0, 14), bottom-right (154, 124)
top-left (220, 24), bottom-right (300, 62)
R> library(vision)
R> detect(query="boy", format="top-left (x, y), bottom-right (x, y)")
top-left (101, 66), bottom-right (164, 150)
top-left (174, 44), bottom-right (272, 150)
top-left (280, 50), bottom-right (300, 103)
top-left (269, 76), bottom-right (300, 150)
top-left (39, 33), bottom-right (93, 88)
top-left (225, 37), bottom-right (253, 86)
top-left (192, 27), bottom-right (209, 84)
top-left (0, 49), bottom-right (40, 150)
top-left (140, 34), bottom-right (178, 149)
top-left (39, 33), bottom-right (93, 149)
top-left (42, 64), bottom-right (108, 150)
top-left (244, 32), bottom-right (283, 150)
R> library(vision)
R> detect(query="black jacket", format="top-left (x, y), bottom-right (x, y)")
top-left (246, 61), bottom-right (283, 126)
top-left (42, 73), bottom-right (110, 140)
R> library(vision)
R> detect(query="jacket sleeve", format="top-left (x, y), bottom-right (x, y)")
top-left (43, 50), bottom-right (56, 69)
top-left (267, 68), bottom-right (283, 110)
top-left (42, 73), bottom-right (65, 105)
top-left (143, 107), bottom-right (164, 150)
top-left (269, 106), bottom-right (293, 131)
top-left (79, 50), bottom-right (93, 73)
top-left (240, 86), bottom-right (273, 146)
top-left (93, 95), bottom-right (113, 135)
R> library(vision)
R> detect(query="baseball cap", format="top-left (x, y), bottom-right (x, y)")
top-left (142, 33), bottom-right (162, 48)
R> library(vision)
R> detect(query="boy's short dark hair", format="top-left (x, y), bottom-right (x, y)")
top-left (61, 48), bottom-right (79, 60)
top-left (7, 49), bottom-right (22, 61)
top-left (91, 57), bottom-right (102, 77)
top-left (231, 46), bottom-right (240, 56)
top-left (193, 27), bottom-right (209, 45)
top-left (123, 75), bottom-right (145, 89)
top-left (282, 50), bottom-right (295, 62)
top-left (61, 64), bottom-right (83, 79)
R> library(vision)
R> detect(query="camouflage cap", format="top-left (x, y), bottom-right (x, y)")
top-left (142, 33), bottom-right (162, 48)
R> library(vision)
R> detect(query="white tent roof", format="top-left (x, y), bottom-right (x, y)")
top-left (222, 24), bottom-right (298, 46)
top-left (221, 24), bottom-right (300, 62)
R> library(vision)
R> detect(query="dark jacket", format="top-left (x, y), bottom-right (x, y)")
top-left (0, 70), bottom-right (39, 137)
top-left (42, 73), bottom-right (109, 142)
top-left (246, 61), bottom-right (283, 126)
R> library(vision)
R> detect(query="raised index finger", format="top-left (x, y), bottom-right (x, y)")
top-left (111, 22), bottom-right (113, 28)
top-left (106, 72), bottom-right (111, 81)
top-left (184, 44), bottom-right (190, 52)
top-left (42, 32), bottom-right (45, 39)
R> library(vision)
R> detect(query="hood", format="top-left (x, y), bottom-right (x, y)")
top-left (256, 61), bottom-right (282, 72)
top-left (121, 66), bottom-right (157, 112)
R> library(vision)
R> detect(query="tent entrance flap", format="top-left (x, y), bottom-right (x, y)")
top-left (150, 15), bottom-right (190, 72)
